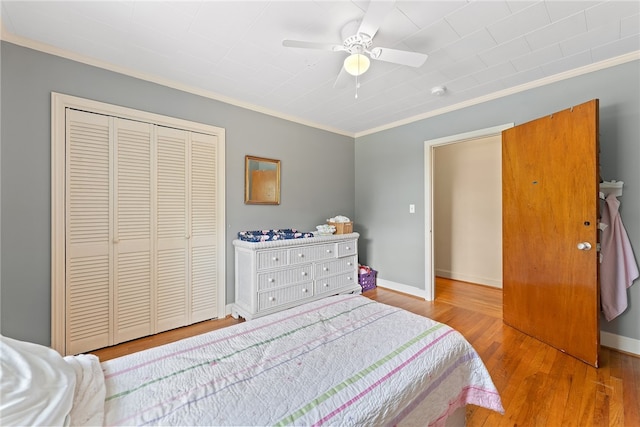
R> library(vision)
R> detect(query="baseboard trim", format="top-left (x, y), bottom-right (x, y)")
top-left (435, 269), bottom-right (502, 288)
top-left (601, 331), bottom-right (640, 357)
top-left (376, 279), bottom-right (427, 300)
top-left (225, 303), bottom-right (233, 317)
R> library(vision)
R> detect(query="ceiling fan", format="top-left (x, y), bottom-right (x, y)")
top-left (282, 0), bottom-right (428, 90)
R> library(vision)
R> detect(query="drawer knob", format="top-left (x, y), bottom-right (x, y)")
top-left (268, 278), bottom-right (275, 283)
top-left (326, 249), bottom-right (332, 253)
top-left (268, 296), bottom-right (275, 302)
top-left (301, 272), bottom-right (307, 276)
top-left (323, 267), bottom-right (328, 271)
top-left (272, 257), bottom-right (278, 261)
top-left (323, 283), bottom-right (329, 287)
top-left (302, 288), bottom-right (308, 293)
top-left (347, 276), bottom-right (352, 281)
top-left (347, 262), bottom-right (352, 266)
top-left (298, 253), bottom-right (304, 257)
top-left (345, 246), bottom-right (350, 250)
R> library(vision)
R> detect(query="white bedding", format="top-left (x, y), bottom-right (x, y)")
top-left (98, 294), bottom-right (502, 426)
top-left (64, 354), bottom-right (105, 426)
top-left (1, 295), bottom-right (503, 426)
top-left (0, 335), bottom-right (76, 426)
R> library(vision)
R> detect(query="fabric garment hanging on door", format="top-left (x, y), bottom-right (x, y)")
top-left (600, 193), bottom-right (639, 321)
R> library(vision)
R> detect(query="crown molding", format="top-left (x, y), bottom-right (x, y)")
top-left (0, 27), bottom-right (354, 138)
top-left (2, 24), bottom-right (638, 140)
top-left (355, 50), bottom-right (640, 138)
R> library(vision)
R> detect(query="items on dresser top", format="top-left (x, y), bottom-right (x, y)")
top-left (233, 233), bottom-right (360, 320)
top-left (315, 224), bottom-right (336, 235)
top-left (237, 229), bottom-right (314, 242)
top-left (327, 215), bottom-right (354, 234)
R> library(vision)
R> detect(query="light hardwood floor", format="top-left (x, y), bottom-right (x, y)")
top-left (92, 278), bottom-right (640, 426)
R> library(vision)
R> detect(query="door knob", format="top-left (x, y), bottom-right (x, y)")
top-left (577, 242), bottom-right (592, 251)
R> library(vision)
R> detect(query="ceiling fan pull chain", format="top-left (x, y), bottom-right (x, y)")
top-left (355, 56), bottom-right (362, 99)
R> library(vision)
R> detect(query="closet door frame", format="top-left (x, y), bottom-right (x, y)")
top-left (51, 92), bottom-right (226, 355)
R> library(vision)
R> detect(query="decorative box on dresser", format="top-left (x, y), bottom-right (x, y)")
top-left (233, 233), bottom-right (361, 320)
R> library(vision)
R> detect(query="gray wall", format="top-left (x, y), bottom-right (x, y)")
top-left (355, 60), bottom-right (640, 341)
top-left (0, 42), bottom-right (355, 345)
top-left (2, 39), bottom-right (637, 346)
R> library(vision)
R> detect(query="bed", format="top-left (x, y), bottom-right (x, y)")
top-left (1, 294), bottom-right (503, 426)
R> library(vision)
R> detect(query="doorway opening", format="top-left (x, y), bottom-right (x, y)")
top-left (424, 123), bottom-right (513, 301)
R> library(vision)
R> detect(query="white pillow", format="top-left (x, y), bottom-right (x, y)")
top-left (0, 335), bottom-right (76, 426)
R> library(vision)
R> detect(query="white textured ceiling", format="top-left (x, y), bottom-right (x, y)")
top-left (1, 1), bottom-right (639, 136)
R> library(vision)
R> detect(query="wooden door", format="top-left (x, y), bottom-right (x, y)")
top-left (502, 99), bottom-right (600, 367)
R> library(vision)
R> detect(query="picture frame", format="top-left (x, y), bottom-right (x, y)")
top-left (245, 155), bottom-right (280, 205)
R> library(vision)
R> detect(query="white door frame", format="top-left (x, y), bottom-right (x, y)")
top-left (423, 123), bottom-right (513, 301)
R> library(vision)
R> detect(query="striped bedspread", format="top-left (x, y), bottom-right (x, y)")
top-left (100, 294), bottom-right (503, 426)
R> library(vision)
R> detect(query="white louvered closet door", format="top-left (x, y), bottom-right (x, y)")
top-left (113, 118), bottom-right (153, 344)
top-left (156, 126), bottom-right (189, 332)
top-left (60, 99), bottom-right (222, 355)
top-left (190, 132), bottom-right (218, 323)
top-left (66, 109), bottom-right (112, 355)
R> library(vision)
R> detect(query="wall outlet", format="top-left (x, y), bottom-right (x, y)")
top-left (409, 204), bottom-right (415, 214)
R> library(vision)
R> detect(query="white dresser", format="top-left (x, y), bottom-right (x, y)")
top-left (232, 233), bottom-right (361, 320)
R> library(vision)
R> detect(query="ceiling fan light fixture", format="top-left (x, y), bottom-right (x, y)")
top-left (343, 53), bottom-right (370, 76)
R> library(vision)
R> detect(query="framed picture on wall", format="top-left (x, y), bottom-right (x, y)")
top-left (245, 155), bottom-right (280, 205)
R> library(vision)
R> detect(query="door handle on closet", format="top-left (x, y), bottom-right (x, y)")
top-left (577, 242), bottom-right (592, 251)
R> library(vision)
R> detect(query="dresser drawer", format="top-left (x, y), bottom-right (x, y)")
top-left (257, 265), bottom-right (313, 290)
top-left (289, 243), bottom-right (336, 264)
top-left (315, 256), bottom-right (357, 279)
top-left (233, 233), bottom-right (359, 321)
top-left (257, 249), bottom-right (289, 270)
top-left (337, 240), bottom-right (357, 257)
top-left (315, 271), bottom-right (357, 295)
top-left (259, 282), bottom-right (313, 311)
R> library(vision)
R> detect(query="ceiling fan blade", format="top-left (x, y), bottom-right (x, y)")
top-left (357, 0), bottom-right (396, 39)
top-left (333, 67), bottom-right (352, 89)
top-left (370, 47), bottom-right (428, 68)
top-left (282, 40), bottom-right (345, 52)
